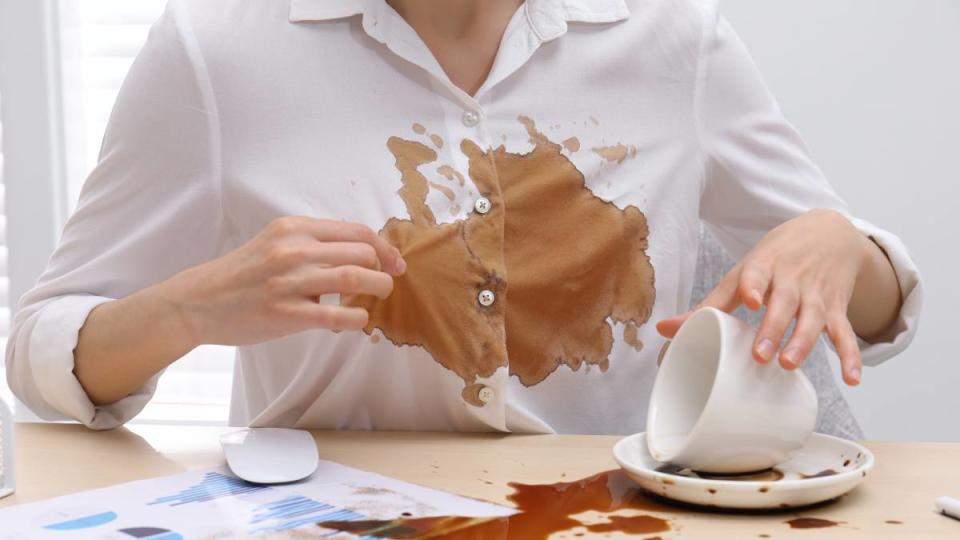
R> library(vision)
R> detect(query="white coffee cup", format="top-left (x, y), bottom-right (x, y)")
top-left (646, 307), bottom-right (818, 473)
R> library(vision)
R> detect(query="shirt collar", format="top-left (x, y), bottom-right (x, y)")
top-left (288, 0), bottom-right (630, 41)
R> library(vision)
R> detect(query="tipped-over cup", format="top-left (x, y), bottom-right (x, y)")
top-left (646, 307), bottom-right (818, 473)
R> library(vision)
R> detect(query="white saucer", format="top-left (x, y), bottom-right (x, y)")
top-left (613, 432), bottom-right (874, 509)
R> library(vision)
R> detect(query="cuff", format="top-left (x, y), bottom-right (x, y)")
top-left (848, 216), bottom-right (924, 366)
top-left (28, 295), bottom-right (160, 429)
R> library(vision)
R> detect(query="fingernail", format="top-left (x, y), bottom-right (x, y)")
top-left (850, 367), bottom-right (861, 383)
top-left (757, 338), bottom-right (775, 361)
top-left (396, 256), bottom-right (407, 274)
top-left (781, 347), bottom-right (799, 368)
top-left (750, 290), bottom-right (762, 306)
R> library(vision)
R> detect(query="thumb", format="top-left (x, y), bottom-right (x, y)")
top-left (656, 310), bottom-right (693, 338)
top-left (657, 268), bottom-right (743, 338)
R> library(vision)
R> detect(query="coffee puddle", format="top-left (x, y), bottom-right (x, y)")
top-left (317, 470), bottom-right (672, 539)
top-left (786, 517), bottom-right (842, 529)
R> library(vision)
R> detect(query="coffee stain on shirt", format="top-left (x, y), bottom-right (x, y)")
top-left (412, 123), bottom-right (426, 135)
top-left (437, 165), bottom-right (466, 186)
top-left (593, 143), bottom-right (638, 164)
top-left (430, 134), bottom-right (444, 149)
top-left (461, 383), bottom-right (488, 407)
top-left (562, 137), bottom-right (581, 152)
top-left (623, 322), bottom-right (643, 352)
top-left (427, 181), bottom-right (456, 201)
top-left (345, 117), bottom-right (655, 396)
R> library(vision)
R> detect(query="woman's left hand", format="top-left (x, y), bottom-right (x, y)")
top-left (656, 209), bottom-right (886, 386)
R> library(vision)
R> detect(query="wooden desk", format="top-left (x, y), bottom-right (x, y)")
top-left (2, 423), bottom-right (958, 538)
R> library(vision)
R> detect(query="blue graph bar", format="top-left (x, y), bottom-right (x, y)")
top-left (147, 472), bottom-right (267, 506)
top-left (249, 495), bottom-right (367, 534)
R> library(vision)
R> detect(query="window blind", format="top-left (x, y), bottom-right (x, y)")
top-left (60, 0), bottom-right (234, 424)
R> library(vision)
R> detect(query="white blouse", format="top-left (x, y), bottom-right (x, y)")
top-left (6, 0), bottom-right (922, 433)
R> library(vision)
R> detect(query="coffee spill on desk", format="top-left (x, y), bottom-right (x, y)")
top-left (316, 469), bottom-right (671, 539)
top-left (786, 517), bottom-right (841, 529)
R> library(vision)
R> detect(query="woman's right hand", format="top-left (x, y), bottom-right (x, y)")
top-left (162, 216), bottom-right (406, 347)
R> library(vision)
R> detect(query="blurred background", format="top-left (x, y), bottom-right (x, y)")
top-left (0, 0), bottom-right (956, 439)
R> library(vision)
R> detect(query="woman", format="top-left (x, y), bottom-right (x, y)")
top-left (6, 0), bottom-right (921, 433)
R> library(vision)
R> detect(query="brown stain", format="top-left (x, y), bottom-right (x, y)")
top-left (412, 123), bottom-right (426, 134)
top-left (759, 535), bottom-right (771, 539)
top-left (317, 469), bottom-right (671, 539)
top-left (343, 137), bottom-right (507, 387)
top-left (584, 515), bottom-right (669, 535)
top-left (758, 486), bottom-right (769, 493)
top-left (427, 181), bottom-right (456, 201)
top-left (437, 164), bottom-right (467, 186)
top-left (593, 143), bottom-right (638, 164)
top-left (370, 334), bottom-right (381, 344)
top-left (562, 136), bottom-right (581, 152)
top-left (707, 488), bottom-right (717, 494)
top-left (430, 133), bottom-right (444, 149)
top-left (345, 117), bottom-right (656, 397)
top-left (500, 116), bottom-right (655, 385)
top-left (450, 203), bottom-right (462, 215)
top-left (786, 517), bottom-right (841, 529)
top-left (624, 322), bottom-right (644, 352)
top-left (885, 520), bottom-right (903, 524)
top-left (843, 459), bottom-right (851, 467)
top-left (461, 383), bottom-right (487, 407)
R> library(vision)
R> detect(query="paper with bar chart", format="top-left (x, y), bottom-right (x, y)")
top-left (0, 460), bottom-right (512, 539)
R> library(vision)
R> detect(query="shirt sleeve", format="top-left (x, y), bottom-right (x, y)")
top-left (4, 0), bottom-right (222, 429)
top-left (694, 7), bottom-right (922, 366)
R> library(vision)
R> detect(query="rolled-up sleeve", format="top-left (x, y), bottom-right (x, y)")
top-left (4, 0), bottom-right (222, 428)
top-left (694, 4), bottom-right (922, 366)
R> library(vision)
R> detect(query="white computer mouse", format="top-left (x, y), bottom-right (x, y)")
top-left (220, 428), bottom-right (319, 484)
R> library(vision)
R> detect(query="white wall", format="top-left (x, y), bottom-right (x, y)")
top-left (724, 0), bottom-right (960, 441)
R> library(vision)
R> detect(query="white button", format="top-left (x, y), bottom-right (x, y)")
top-left (478, 289), bottom-right (495, 307)
top-left (462, 110), bottom-right (480, 127)
top-left (473, 197), bottom-right (491, 214)
top-left (477, 386), bottom-right (494, 404)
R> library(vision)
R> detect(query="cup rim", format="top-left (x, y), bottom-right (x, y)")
top-left (647, 306), bottom-right (728, 462)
